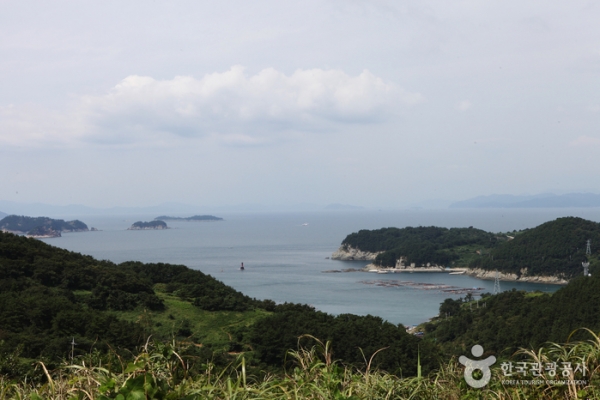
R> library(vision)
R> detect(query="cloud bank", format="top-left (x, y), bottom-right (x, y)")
top-left (1, 66), bottom-right (422, 147)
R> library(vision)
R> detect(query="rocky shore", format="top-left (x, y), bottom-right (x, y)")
top-left (331, 245), bottom-right (570, 284)
top-left (363, 263), bottom-right (449, 272)
top-left (331, 246), bottom-right (381, 261)
top-left (464, 267), bottom-right (568, 285)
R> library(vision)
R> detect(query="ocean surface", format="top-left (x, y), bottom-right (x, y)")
top-left (41, 208), bottom-right (600, 326)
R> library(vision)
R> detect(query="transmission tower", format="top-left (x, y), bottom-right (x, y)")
top-left (586, 239), bottom-right (591, 255)
top-left (493, 270), bottom-right (501, 294)
top-left (582, 239), bottom-right (591, 277)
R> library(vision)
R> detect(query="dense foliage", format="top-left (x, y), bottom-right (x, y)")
top-left (242, 306), bottom-right (438, 375)
top-left (129, 220), bottom-right (168, 229)
top-left (0, 215), bottom-right (88, 234)
top-left (470, 217), bottom-right (600, 278)
top-left (425, 273), bottom-right (600, 357)
top-left (341, 217), bottom-right (600, 278)
top-left (342, 226), bottom-right (500, 267)
top-left (0, 231), bottom-right (434, 378)
top-left (3, 334), bottom-right (599, 399)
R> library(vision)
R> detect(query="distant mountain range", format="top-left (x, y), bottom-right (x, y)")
top-left (0, 211), bottom-right (6, 219)
top-left (155, 215), bottom-right (223, 221)
top-left (450, 193), bottom-right (600, 208)
top-left (0, 200), bottom-right (369, 216)
top-left (0, 201), bottom-right (217, 217)
top-left (324, 203), bottom-right (365, 211)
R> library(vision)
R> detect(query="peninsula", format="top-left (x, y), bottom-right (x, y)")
top-left (128, 220), bottom-right (168, 230)
top-left (333, 217), bottom-right (600, 283)
top-left (0, 215), bottom-right (89, 238)
top-left (154, 215), bottom-right (223, 221)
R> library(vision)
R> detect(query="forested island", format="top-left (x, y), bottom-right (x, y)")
top-left (0, 215), bottom-right (88, 237)
top-left (128, 220), bottom-right (168, 230)
top-left (334, 217), bottom-right (600, 281)
top-left (2, 228), bottom-right (600, 397)
top-left (155, 215), bottom-right (223, 221)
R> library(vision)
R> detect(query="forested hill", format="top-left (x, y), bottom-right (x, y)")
top-left (341, 226), bottom-right (501, 267)
top-left (0, 231), bottom-right (256, 364)
top-left (339, 217), bottom-right (600, 278)
top-left (0, 231), bottom-right (436, 378)
top-left (470, 217), bottom-right (600, 279)
top-left (426, 274), bottom-right (600, 357)
top-left (0, 215), bottom-right (88, 235)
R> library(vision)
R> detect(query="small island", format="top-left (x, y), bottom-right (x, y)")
top-left (154, 215), bottom-right (223, 221)
top-left (0, 215), bottom-right (89, 238)
top-left (128, 220), bottom-right (168, 230)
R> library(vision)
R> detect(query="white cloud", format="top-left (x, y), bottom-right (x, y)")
top-left (456, 100), bottom-right (472, 112)
top-left (0, 66), bottom-right (422, 147)
top-left (569, 135), bottom-right (600, 146)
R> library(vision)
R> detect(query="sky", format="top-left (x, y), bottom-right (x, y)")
top-left (1, 0), bottom-right (600, 209)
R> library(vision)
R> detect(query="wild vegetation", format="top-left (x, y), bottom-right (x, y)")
top-left (423, 273), bottom-right (600, 359)
top-left (0, 215), bottom-right (88, 235)
top-left (4, 219), bottom-right (600, 398)
top-left (342, 226), bottom-right (502, 267)
top-left (1, 332), bottom-right (599, 399)
top-left (340, 217), bottom-right (600, 278)
top-left (470, 217), bottom-right (600, 278)
top-left (0, 231), bottom-right (431, 381)
top-left (128, 220), bottom-right (168, 230)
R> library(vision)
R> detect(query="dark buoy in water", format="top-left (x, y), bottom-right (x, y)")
top-left (240, 262), bottom-right (244, 271)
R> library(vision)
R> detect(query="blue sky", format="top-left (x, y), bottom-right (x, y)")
top-left (2, 1), bottom-right (600, 209)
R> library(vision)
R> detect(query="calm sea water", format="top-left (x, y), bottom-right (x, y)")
top-left (41, 209), bottom-right (600, 326)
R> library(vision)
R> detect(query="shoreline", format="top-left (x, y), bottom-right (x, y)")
top-left (359, 263), bottom-right (568, 284)
top-left (331, 246), bottom-right (569, 285)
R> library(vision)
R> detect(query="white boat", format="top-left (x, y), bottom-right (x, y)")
top-left (377, 270), bottom-right (390, 274)
top-left (449, 271), bottom-right (465, 275)
top-left (301, 223), bottom-right (308, 226)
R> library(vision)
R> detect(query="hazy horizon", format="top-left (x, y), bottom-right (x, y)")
top-left (3, 1), bottom-right (600, 208)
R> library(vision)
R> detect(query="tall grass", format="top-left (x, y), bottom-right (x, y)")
top-left (1, 330), bottom-right (599, 399)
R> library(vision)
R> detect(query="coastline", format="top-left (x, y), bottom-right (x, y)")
top-left (331, 245), bottom-right (380, 261)
top-left (359, 263), bottom-right (569, 284)
top-left (463, 267), bottom-right (568, 285)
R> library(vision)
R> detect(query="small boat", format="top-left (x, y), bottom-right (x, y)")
top-left (449, 271), bottom-right (465, 275)
top-left (377, 270), bottom-right (389, 274)
top-left (302, 223), bottom-right (308, 226)
top-left (240, 262), bottom-right (244, 271)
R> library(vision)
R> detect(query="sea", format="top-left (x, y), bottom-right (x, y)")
top-left (40, 208), bottom-right (600, 327)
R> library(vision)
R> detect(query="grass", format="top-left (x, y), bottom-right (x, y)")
top-left (2, 330), bottom-right (600, 399)
top-left (114, 287), bottom-right (271, 349)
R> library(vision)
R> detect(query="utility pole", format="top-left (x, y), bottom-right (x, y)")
top-left (70, 337), bottom-right (77, 362)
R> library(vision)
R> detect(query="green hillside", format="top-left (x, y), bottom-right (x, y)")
top-left (0, 231), bottom-right (434, 379)
top-left (0, 215), bottom-right (88, 234)
top-left (424, 274), bottom-right (600, 358)
top-left (470, 217), bottom-right (600, 278)
top-left (339, 217), bottom-right (600, 278)
top-left (341, 226), bottom-right (503, 267)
